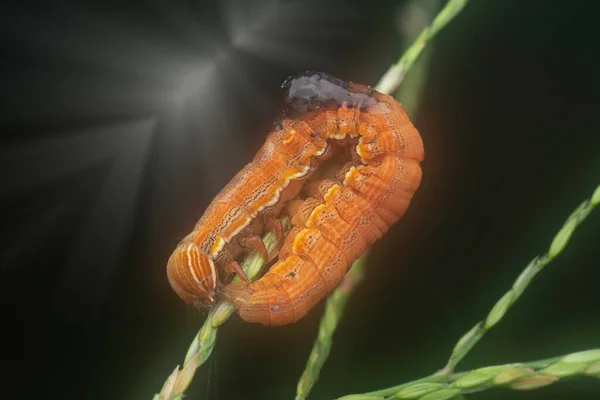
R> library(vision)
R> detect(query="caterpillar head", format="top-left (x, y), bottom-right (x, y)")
top-left (167, 241), bottom-right (218, 307)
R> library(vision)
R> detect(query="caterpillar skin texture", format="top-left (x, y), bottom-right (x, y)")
top-left (222, 72), bottom-right (424, 326)
top-left (166, 74), bottom-right (337, 306)
top-left (166, 117), bottom-right (331, 307)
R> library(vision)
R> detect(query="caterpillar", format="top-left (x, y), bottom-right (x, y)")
top-left (166, 72), bottom-right (423, 324)
top-left (220, 72), bottom-right (424, 326)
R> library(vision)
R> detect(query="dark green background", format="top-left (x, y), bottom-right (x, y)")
top-left (1, 0), bottom-right (599, 399)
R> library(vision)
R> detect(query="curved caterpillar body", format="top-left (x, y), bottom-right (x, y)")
top-left (166, 89), bottom-right (335, 306)
top-left (221, 72), bottom-right (424, 326)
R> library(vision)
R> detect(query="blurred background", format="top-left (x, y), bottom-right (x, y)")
top-left (1, 0), bottom-right (599, 399)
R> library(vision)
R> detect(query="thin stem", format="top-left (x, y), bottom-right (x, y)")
top-left (389, 349), bottom-right (600, 399)
top-left (440, 184), bottom-right (600, 375)
top-left (295, 255), bottom-right (366, 400)
top-left (336, 349), bottom-right (600, 400)
top-left (375, 0), bottom-right (469, 94)
top-left (154, 220), bottom-right (288, 400)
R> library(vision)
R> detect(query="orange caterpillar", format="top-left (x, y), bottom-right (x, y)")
top-left (221, 72), bottom-right (424, 325)
top-left (166, 72), bottom-right (423, 325)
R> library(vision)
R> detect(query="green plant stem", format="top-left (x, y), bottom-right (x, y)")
top-left (440, 183), bottom-right (600, 375)
top-left (296, 1), bottom-right (470, 398)
top-left (295, 255), bottom-right (366, 400)
top-left (392, 0), bottom-right (440, 115)
top-left (395, 349), bottom-right (600, 399)
top-left (336, 349), bottom-right (600, 400)
top-left (154, 220), bottom-right (288, 400)
top-left (375, 0), bottom-right (469, 95)
top-left (337, 184), bottom-right (600, 399)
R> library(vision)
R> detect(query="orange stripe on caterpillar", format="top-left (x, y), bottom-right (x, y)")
top-left (222, 72), bottom-right (424, 326)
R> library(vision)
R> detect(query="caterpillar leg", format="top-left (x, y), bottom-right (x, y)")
top-left (265, 216), bottom-right (284, 259)
top-left (223, 260), bottom-right (250, 283)
top-left (240, 234), bottom-right (269, 261)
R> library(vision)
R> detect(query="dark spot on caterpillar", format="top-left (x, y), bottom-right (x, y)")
top-left (285, 271), bottom-right (297, 279)
top-left (271, 305), bottom-right (280, 313)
